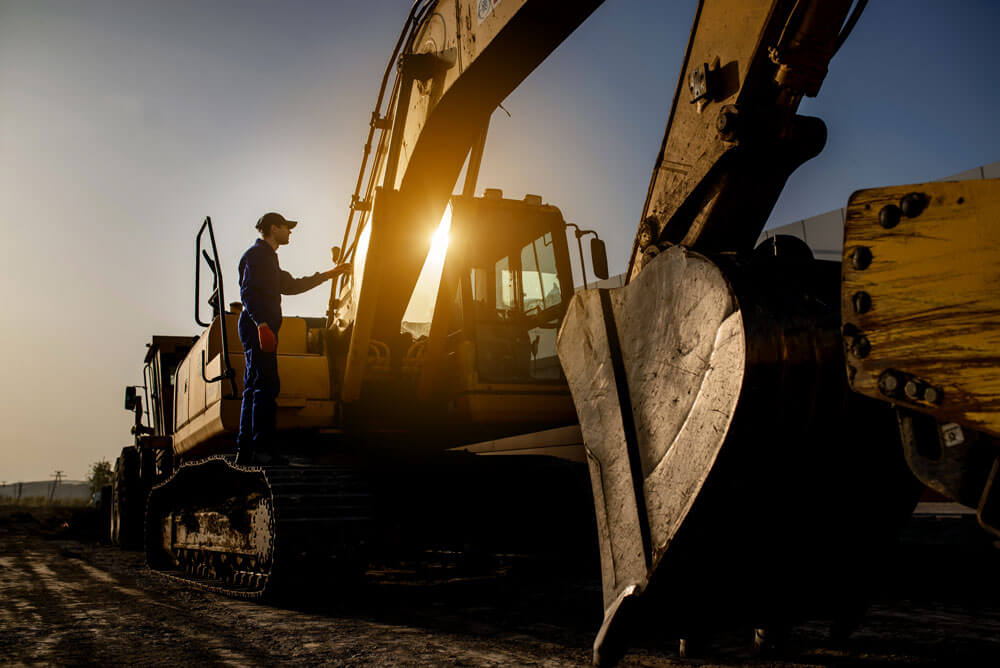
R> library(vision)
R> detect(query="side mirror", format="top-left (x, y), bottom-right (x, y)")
top-left (124, 386), bottom-right (137, 411)
top-left (331, 246), bottom-right (341, 263)
top-left (590, 238), bottom-right (610, 280)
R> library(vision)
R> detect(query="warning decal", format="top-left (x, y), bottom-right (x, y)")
top-left (477, 0), bottom-right (502, 25)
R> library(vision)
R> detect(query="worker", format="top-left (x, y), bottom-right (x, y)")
top-left (236, 211), bottom-right (350, 465)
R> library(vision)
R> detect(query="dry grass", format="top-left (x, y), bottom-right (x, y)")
top-left (0, 497), bottom-right (91, 508)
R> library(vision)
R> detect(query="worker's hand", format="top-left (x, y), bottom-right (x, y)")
top-left (325, 263), bottom-right (352, 280)
top-left (258, 323), bottom-right (277, 353)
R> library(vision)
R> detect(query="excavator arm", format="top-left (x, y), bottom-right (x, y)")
top-left (553, 2), bottom-right (931, 663)
top-left (334, 0), bottom-right (603, 401)
top-left (629, 0), bottom-right (856, 276)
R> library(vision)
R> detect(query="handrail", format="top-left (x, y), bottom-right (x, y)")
top-left (328, 1), bottom-right (432, 327)
top-left (142, 363), bottom-right (155, 433)
top-left (195, 216), bottom-right (238, 399)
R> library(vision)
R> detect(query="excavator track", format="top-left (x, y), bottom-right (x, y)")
top-left (145, 457), bottom-right (372, 600)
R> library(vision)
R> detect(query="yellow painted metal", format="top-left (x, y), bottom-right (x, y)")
top-left (634, 0), bottom-right (773, 251)
top-left (341, 188), bottom-right (402, 403)
top-left (628, 0), bottom-right (853, 278)
top-left (172, 315), bottom-right (336, 456)
top-left (842, 179), bottom-right (1000, 437)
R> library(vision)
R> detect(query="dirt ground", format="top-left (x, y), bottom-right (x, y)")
top-left (2, 505), bottom-right (1000, 666)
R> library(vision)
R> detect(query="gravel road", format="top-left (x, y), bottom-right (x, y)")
top-left (2, 507), bottom-right (1000, 666)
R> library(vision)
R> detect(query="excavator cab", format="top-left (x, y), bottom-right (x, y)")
top-left (344, 189), bottom-right (599, 444)
top-left (426, 191), bottom-right (575, 381)
top-left (461, 198), bottom-right (568, 385)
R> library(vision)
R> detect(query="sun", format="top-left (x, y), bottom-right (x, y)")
top-left (402, 203), bottom-right (453, 327)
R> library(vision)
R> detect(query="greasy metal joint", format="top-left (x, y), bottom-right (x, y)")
top-left (402, 48), bottom-right (458, 81)
top-left (637, 218), bottom-right (656, 250)
top-left (878, 204), bottom-right (901, 229)
top-left (850, 246), bottom-right (872, 270)
top-left (900, 192), bottom-right (928, 218)
top-left (878, 368), bottom-right (943, 406)
top-left (715, 105), bottom-right (740, 142)
top-left (768, 0), bottom-right (853, 97)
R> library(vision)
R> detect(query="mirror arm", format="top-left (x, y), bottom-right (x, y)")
top-left (566, 223), bottom-right (589, 290)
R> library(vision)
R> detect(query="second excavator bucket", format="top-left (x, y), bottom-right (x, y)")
top-left (557, 246), bottom-right (921, 664)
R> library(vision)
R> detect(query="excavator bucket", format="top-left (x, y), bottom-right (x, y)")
top-left (557, 246), bottom-right (921, 663)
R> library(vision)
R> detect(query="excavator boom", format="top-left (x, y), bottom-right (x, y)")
top-left (336, 0), bottom-right (603, 400)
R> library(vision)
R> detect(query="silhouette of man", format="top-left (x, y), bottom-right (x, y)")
top-left (236, 212), bottom-right (350, 465)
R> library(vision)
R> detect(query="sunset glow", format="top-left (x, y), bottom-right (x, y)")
top-left (402, 203), bottom-right (453, 330)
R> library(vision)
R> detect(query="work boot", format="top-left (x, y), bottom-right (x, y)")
top-left (235, 446), bottom-right (255, 467)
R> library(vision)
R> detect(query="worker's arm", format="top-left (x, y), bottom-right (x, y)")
top-left (279, 264), bottom-right (352, 296)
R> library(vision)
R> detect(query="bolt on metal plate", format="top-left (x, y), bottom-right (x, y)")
top-left (900, 192), bottom-right (928, 218)
top-left (879, 204), bottom-right (901, 229)
top-left (852, 291), bottom-right (872, 314)
top-left (851, 246), bottom-right (872, 270)
top-left (878, 370), bottom-right (901, 396)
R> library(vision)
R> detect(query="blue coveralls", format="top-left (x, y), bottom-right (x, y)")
top-left (237, 239), bottom-right (327, 453)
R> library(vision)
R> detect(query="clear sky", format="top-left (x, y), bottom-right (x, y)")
top-left (1, 0), bottom-right (997, 482)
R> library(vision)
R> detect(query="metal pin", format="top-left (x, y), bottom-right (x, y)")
top-left (851, 246), bottom-right (872, 270)
top-left (879, 371), bottom-right (900, 395)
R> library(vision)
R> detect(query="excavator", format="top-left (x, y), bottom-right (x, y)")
top-left (109, 0), bottom-right (998, 663)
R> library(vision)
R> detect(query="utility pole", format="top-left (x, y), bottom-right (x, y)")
top-left (49, 470), bottom-right (64, 502)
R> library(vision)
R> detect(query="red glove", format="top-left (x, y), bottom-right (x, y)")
top-left (258, 323), bottom-right (277, 353)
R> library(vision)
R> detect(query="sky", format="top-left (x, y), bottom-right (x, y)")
top-left (1, 0), bottom-right (998, 483)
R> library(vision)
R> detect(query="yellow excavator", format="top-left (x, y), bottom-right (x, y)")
top-left (110, 0), bottom-right (998, 663)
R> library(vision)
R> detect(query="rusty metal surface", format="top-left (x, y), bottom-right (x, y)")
top-left (145, 458), bottom-right (373, 600)
top-left (841, 179), bottom-right (1000, 532)
top-left (841, 179), bottom-right (1000, 439)
top-left (559, 246), bottom-right (920, 663)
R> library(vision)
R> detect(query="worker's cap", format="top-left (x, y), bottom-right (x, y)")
top-left (255, 212), bottom-right (298, 233)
